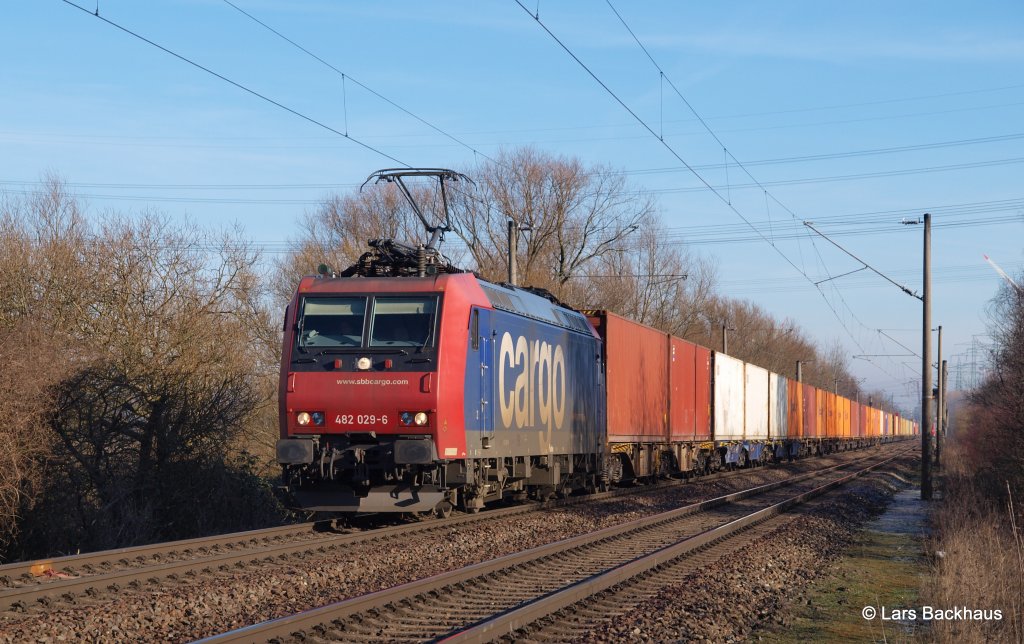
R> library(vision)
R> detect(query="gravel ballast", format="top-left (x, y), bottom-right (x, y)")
top-left (0, 450), bottom-right (907, 642)
top-left (576, 459), bottom-right (917, 642)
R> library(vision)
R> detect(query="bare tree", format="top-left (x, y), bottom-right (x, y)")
top-left (449, 148), bottom-right (655, 297)
top-left (0, 179), bottom-right (284, 558)
top-left (569, 221), bottom-right (716, 333)
top-left (0, 177), bottom-right (90, 551)
top-left (968, 278), bottom-right (1024, 498)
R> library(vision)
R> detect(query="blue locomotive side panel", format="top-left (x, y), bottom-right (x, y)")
top-left (464, 306), bottom-right (603, 458)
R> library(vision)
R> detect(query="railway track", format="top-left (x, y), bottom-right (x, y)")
top-left (200, 444), bottom-right (913, 643)
top-left (0, 445), bottom-right (888, 615)
top-left (507, 467), bottom-right (916, 643)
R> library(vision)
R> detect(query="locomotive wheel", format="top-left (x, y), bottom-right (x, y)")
top-left (434, 500), bottom-right (453, 519)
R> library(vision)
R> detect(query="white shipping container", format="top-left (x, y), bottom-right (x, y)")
top-left (745, 364), bottom-right (770, 441)
top-left (769, 372), bottom-right (788, 439)
top-left (713, 353), bottom-right (746, 441)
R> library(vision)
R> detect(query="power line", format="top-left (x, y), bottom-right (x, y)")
top-left (3, 184), bottom-right (1019, 244)
top-left (450, 97), bottom-right (1024, 141)
top-left (598, 3), bottom-right (869, 343)
top-left (7, 130), bottom-right (1024, 193)
top-left (5, 178), bottom-right (1017, 228)
top-left (696, 82), bottom-right (1024, 122)
top-left (589, 1), bottom-right (937, 383)
top-left (59, 0), bottom-right (409, 167)
top-left (511, 0), bottom-right (813, 286)
top-left (625, 132), bottom-right (1024, 176)
top-left (648, 156), bottom-right (1024, 194)
top-left (219, 0), bottom-right (496, 164)
top-left (595, 2), bottom-right (1024, 392)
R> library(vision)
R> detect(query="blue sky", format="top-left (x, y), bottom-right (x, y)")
top-left (4, 1), bottom-right (1023, 411)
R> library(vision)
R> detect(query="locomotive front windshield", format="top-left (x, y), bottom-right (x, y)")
top-left (369, 297), bottom-right (436, 347)
top-left (298, 297), bottom-right (366, 348)
top-left (297, 295), bottom-right (438, 350)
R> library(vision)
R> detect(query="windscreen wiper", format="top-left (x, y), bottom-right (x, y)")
top-left (317, 348), bottom-right (410, 356)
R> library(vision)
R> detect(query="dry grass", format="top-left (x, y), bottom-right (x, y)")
top-left (926, 444), bottom-right (1024, 643)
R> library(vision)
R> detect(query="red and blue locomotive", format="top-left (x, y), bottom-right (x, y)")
top-left (276, 170), bottom-right (607, 515)
top-left (276, 248), bottom-right (605, 515)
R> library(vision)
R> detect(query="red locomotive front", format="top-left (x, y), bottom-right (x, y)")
top-left (277, 271), bottom-right (485, 513)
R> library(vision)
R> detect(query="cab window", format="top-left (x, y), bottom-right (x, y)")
top-left (298, 297), bottom-right (366, 348)
top-left (369, 297), bottom-right (437, 347)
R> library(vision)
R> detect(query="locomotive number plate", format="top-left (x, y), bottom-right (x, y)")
top-left (335, 414), bottom-right (389, 426)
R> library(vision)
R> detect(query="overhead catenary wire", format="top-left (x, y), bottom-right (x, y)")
top-left (599, 1), bottom-right (1012, 387)
top-left (219, 0), bottom-right (497, 165)
top-left (550, 1), bottom-right (932, 385)
top-left (510, 0), bottom-right (813, 285)
top-left (58, 0), bottom-right (409, 167)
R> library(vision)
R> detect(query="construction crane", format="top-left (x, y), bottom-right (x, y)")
top-left (983, 254), bottom-right (1023, 295)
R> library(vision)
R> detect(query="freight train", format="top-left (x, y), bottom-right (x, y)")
top-left (275, 170), bottom-right (917, 517)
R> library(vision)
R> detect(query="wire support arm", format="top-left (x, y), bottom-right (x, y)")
top-left (803, 221), bottom-right (922, 300)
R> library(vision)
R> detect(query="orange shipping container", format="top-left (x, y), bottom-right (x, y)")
top-left (819, 387), bottom-right (827, 436)
top-left (787, 379), bottom-right (803, 438)
top-left (588, 310), bottom-right (713, 444)
top-left (588, 311), bottom-right (667, 443)
top-left (804, 385), bottom-right (819, 437)
top-left (668, 337), bottom-right (712, 442)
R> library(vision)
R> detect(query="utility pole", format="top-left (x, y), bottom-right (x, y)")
top-left (507, 219), bottom-right (518, 286)
top-left (722, 324), bottom-right (729, 355)
top-left (938, 358), bottom-right (948, 460)
top-left (921, 213), bottom-right (932, 500)
top-left (935, 325), bottom-right (942, 467)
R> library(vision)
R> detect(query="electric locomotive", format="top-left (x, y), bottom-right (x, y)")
top-left (276, 170), bottom-right (606, 515)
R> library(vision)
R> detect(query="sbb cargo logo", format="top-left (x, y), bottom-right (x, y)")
top-left (498, 332), bottom-right (566, 432)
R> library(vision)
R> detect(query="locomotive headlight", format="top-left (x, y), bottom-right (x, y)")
top-left (414, 412), bottom-right (429, 426)
top-left (356, 356), bottom-right (372, 370)
top-left (311, 412), bottom-right (325, 426)
top-left (400, 412), bottom-right (414, 426)
top-left (296, 412), bottom-right (311, 426)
